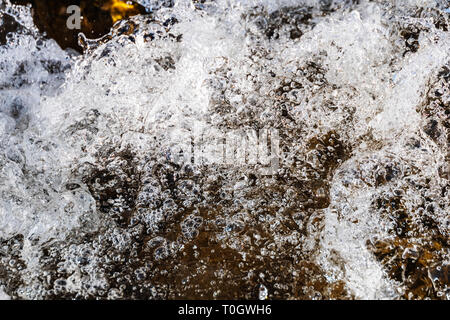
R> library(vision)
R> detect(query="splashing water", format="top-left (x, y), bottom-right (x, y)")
top-left (0, 0), bottom-right (449, 299)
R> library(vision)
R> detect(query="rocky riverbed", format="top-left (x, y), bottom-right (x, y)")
top-left (0, 0), bottom-right (448, 299)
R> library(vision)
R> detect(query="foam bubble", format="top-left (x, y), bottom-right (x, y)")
top-left (0, 0), bottom-right (448, 300)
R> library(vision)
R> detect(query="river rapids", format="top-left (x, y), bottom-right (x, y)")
top-left (0, 0), bottom-right (449, 299)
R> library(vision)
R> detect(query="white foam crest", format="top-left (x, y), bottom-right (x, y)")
top-left (0, 0), bottom-right (449, 299)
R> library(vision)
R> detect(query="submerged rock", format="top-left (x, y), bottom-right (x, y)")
top-left (0, 0), bottom-right (448, 300)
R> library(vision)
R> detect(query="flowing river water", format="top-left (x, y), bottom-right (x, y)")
top-left (0, 0), bottom-right (448, 299)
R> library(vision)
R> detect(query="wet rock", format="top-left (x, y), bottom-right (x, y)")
top-left (10, 0), bottom-right (146, 51)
